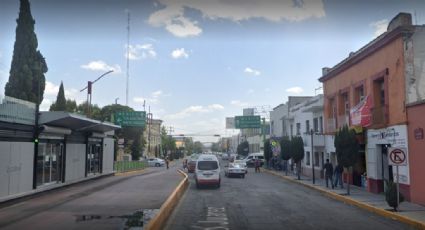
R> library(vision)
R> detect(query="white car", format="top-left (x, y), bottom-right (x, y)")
top-left (224, 163), bottom-right (246, 178)
top-left (195, 154), bottom-right (221, 188)
top-left (233, 160), bottom-right (248, 174)
top-left (147, 158), bottom-right (165, 167)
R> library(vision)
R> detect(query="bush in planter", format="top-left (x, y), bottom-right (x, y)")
top-left (385, 180), bottom-right (404, 211)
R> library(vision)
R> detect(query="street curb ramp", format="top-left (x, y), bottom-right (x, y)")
top-left (145, 169), bottom-right (189, 230)
top-left (264, 169), bottom-right (425, 230)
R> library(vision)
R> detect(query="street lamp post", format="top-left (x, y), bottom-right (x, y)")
top-left (80, 70), bottom-right (114, 118)
top-left (311, 129), bottom-right (315, 184)
top-left (115, 97), bottom-right (119, 104)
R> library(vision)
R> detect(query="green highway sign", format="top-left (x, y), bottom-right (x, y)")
top-left (235, 115), bottom-right (261, 129)
top-left (114, 111), bottom-right (146, 127)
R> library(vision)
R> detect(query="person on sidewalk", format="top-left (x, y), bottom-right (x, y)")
top-left (165, 157), bottom-right (169, 170)
top-left (254, 158), bottom-right (261, 173)
top-left (334, 163), bottom-right (344, 189)
top-left (323, 159), bottom-right (334, 189)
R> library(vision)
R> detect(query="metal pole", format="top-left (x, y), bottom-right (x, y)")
top-left (396, 165), bottom-right (400, 210)
top-left (311, 129), bottom-right (315, 184)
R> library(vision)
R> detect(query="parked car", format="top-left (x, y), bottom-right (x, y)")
top-left (243, 153), bottom-right (265, 167)
top-left (221, 154), bottom-right (229, 161)
top-left (195, 154), bottom-right (221, 188)
top-left (224, 163), bottom-right (246, 178)
top-left (147, 158), bottom-right (165, 167)
top-left (233, 160), bottom-right (248, 174)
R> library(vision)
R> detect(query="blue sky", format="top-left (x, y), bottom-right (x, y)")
top-left (1, 0), bottom-right (425, 142)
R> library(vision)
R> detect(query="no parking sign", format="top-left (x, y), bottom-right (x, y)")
top-left (388, 147), bottom-right (407, 166)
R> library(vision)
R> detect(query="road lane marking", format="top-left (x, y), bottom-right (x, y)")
top-left (191, 207), bottom-right (230, 230)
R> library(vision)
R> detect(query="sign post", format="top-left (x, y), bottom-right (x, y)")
top-left (388, 147), bottom-right (407, 209)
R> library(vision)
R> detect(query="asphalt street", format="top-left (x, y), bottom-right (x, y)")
top-left (165, 163), bottom-right (413, 230)
top-left (0, 163), bottom-right (182, 230)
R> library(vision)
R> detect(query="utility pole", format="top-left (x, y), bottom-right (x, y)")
top-left (80, 70), bottom-right (114, 118)
top-left (311, 129), bottom-right (315, 184)
top-left (147, 106), bottom-right (152, 157)
top-left (126, 11), bottom-right (130, 106)
top-left (168, 126), bottom-right (174, 136)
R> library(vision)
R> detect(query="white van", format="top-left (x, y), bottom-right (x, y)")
top-left (195, 154), bottom-right (221, 188)
top-left (243, 153), bottom-right (265, 167)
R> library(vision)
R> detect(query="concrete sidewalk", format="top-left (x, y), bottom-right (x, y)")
top-left (265, 168), bottom-right (425, 229)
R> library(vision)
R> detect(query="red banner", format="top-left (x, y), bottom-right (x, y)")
top-left (350, 95), bottom-right (372, 127)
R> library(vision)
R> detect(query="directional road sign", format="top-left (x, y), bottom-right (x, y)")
top-left (234, 115), bottom-right (261, 129)
top-left (114, 111), bottom-right (146, 127)
top-left (388, 147), bottom-right (407, 166)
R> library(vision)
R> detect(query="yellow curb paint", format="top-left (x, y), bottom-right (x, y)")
top-left (145, 169), bottom-right (189, 230)
top-left (264, 169), bottom-right (425, 229)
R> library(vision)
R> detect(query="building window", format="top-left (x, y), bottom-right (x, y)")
top-left (319, 116), bottom-right (323, 133)
top-left (306, 151), bottom-right (311, 166)
top-left (314, 152), bottom-right (320, 167)
top-left (296, 123), bottom-right (301, 136)
top-left (306, 120), bottom-right (310, 133)
top-left (354, 85), bottom-right (365, 104)
top-left (313, 118), bottom-right (318, 133)
top-left (290, 124), bottom-right (293, 137)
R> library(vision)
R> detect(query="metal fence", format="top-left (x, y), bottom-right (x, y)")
top-left (114, 161), bottom-right (147, 173)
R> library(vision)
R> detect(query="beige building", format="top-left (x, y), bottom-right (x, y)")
top-left (143, 119), bottom-right (162, 158)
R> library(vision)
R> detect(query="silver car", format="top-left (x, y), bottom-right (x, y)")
top-left (224, 163), bottom-right (246, 178)
top-left (147, 158), bottom-right (165, 167)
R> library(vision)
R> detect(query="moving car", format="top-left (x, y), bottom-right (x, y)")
top-left (224, 163), bottom-right (246, 178)
top-left (233, 160), bottom-right (248, 174)
top-left (195, 154), bottom-right (221, 188)
top-left (147, 158), bottom-right (165, 167)
top-left (187, 154), bottom-right (199, 173)
top-left (243, 153), bottom-right (265, 167)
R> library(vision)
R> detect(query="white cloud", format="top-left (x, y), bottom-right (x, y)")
top-left (149, 0), bottom-right (325, 37)
top-left (244, 67), bottom-right (261, 76)
top-left (164, 103), bottom-right (224, 120)
top-left (81, 60), bottom-right (122, 73)
top-left (133, 90), bottom-right (165, 105)
top-left (127, 44), bottom-right (157, 60)
top-left (44, 81), bottom-right (60, 96)
top-left (171, 48), bottom-right (189, 59)
top-left (40, 98), bottom-right (52, 111)
top-left (370, 19), bottom-right (388, 38)
top-left (286, 86), bottom-right (304, 94)
top-left (230, 100), bottom-right (249, 107)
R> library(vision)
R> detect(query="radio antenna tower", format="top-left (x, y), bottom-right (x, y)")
top-left (126, 11), bottom-right (130, 106)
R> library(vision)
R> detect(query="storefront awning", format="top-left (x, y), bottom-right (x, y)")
top-left (39, 111), bottom-right (121, 133)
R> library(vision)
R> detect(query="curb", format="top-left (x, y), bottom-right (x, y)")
top-left (264, 169), bottom-right (425, 230)
top-left (145, 169), bottom-right (189, 230)
top-left (114, 168), bottom-right (147, 177)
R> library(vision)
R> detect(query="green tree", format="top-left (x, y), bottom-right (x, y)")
top-left (5, 0), bottom-right (47, 104)
top-left (237, 141), bottom-right (249, 156)
top-left (65, 99), bottom-right (77, 113)
top-left (193, 141), bottom-right (204, 153)
top-left (385, 180), bottom-right (405, 211)
top-left (280, 137), bottom-right (292, 175)
top-left (99, 104), bottom-right (134, 122)
top-left (160, 127), bottom-right (177, 158)
top-left (76, 101), bottom-right (101, 119)
top-left (291, 136), bottom-right (304, 180)
top-left (184, 138), bottom-right (194, 155)
top-left (49, 82), bottom-right (66, 111)
top-left (334, 125), bottom-right (359, 195)
top-left (263, 139), bottom-right (272, 167)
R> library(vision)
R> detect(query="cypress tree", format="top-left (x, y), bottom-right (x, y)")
top-left (4, 0), bottom-right (47, 104)
top-left (55, 82), bottom-right (66, 111)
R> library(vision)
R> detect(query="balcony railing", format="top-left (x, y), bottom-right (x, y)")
top-left (326, 118), bottom-right (336, 133)
top-left (371, 106), bottom-right (387, 126)
top-left (303, 133), bottom-right (325, 147)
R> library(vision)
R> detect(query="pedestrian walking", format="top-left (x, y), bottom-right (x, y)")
top-left (165, 157), bottom-right (169, 170)
top-left (323, 159), bottom-right (334, 189)
top-left (254, 158), bottom-right (261, 173)
top-left (334, 163), bottom-right (344, 188)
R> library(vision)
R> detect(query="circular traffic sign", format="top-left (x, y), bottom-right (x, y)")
top-left (389, 148), bottom-right (406, 165)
